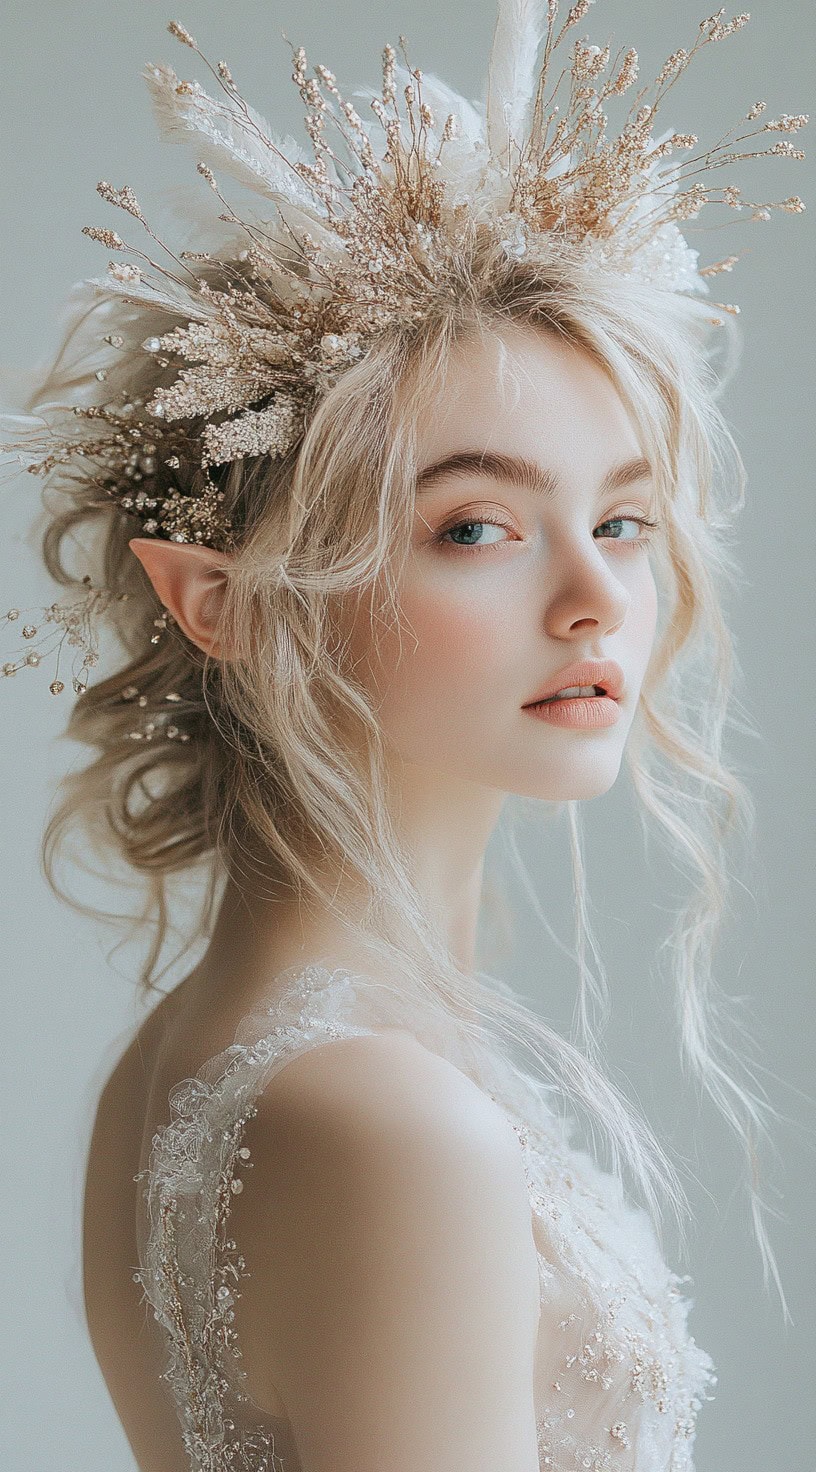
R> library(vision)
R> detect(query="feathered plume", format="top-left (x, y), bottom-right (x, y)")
top-left (484, 0), bottom-right (551, 168)
top-left (143, 61), bottom-right (326, 218)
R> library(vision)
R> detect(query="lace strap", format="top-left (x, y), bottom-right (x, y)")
top-left (133, 965), bottom-right (400, 1463)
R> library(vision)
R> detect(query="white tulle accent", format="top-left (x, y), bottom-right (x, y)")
top-left (133, 961), bottom-right (716, 1470)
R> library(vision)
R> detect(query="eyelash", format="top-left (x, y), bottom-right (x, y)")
top-left (434, 512), bottom-right (662, 555)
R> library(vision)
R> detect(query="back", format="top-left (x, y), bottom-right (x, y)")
top-left (83, 964), bottom-right (541, 1472)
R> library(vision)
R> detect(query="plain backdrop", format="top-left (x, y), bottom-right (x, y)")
top-left (1, 2), bottom-right (813, 1469)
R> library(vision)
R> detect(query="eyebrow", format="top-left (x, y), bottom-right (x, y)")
top-left (415, 450), bottom-right (654, 500)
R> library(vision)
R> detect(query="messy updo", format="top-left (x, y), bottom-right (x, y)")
top-left (23, 230), bottom-right (784, 1306)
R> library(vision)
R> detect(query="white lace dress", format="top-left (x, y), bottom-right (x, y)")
top-left (133, 961), bottom-right (717, 1471)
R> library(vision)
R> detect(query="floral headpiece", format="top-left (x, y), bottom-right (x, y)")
top-left (1, 2), bottom-right (808, 698)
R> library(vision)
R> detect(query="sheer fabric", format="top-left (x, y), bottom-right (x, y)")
top-left (133, 962), bottom-right (716, 1470)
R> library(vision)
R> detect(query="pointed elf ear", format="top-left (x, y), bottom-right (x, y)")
top-left (128, 538), bottom-right (234, 660)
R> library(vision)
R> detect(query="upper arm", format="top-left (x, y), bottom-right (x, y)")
top-left (240, 1031), bottom-right (542, 1472)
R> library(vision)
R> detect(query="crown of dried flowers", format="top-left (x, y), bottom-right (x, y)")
top-left (1, 2), bottom-right (808, 698)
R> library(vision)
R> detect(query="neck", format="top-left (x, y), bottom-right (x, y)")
top-left (185, 760), bottom-right (507, 1008)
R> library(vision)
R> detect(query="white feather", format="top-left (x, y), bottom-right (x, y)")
top-left (484, 0), bottom-right (548, 168)
top-left (350, 66), bottom-right (492, 210)
top-left (352, 65), bottom-right (486, 149)
top-left (142, 63), bottom-right (330, 221)
top-left (87, 272), bottom-right (219, 321)
top-left (407, 67), bottom-right (486, 144)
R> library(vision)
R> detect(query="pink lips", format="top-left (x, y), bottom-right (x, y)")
top-left (524, 658), bottom-right (624, 707)
top-left (525, 693), bottom-right (620, 728)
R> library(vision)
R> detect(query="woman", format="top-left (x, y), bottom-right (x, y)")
top-left (2, 4), bottom-right (806, 1469)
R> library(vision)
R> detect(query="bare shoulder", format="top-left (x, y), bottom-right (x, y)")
top-left (253, 1024), bottom-right (517, 1149)
top-left (241, 1026), bottom-right (530, 1245)
top-left (233, 1029), bottom-right (542, 1470)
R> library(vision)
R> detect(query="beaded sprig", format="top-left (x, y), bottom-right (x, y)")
top-left (1, 577), bottom-right (123, 694)
top-left (121, 680), bottom-right (193, 743)
top-left (1, 2), bottom-right (808, 700)
top-left (0, 583), bottom-right (186, 707)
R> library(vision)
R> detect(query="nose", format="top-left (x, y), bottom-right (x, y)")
top-left (539, 540), bottom-right (631, 638)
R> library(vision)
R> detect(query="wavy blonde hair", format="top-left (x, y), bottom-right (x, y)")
top-left (26, 231), bottom-right (785, 1311)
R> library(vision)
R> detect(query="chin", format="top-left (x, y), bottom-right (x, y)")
top-left (506, 753), bottom-right (625, 802)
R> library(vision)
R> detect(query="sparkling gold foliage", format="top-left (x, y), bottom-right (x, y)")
top-left (1, 5), bottom-right (808, 572)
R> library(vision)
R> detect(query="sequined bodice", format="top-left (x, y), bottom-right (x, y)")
top-left (133, 962), bottom-right (716, 1471)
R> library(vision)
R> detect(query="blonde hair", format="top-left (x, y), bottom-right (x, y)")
top-left (28, 231), bottom-right (786, 1312)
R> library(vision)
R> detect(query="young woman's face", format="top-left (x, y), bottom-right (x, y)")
top-left (344, 321), bottom-right (660, 801)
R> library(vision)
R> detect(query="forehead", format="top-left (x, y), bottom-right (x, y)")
top-left (415, 323), bottom-right (644, 482)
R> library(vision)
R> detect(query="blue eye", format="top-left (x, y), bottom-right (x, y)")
top-left (437, 517), bottom-right (512, 551)
top-left (594, 515), bottom-right (661, 547)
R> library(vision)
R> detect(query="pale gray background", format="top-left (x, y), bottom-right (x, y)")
top-left (1, 1), bottom-right (813, 1468)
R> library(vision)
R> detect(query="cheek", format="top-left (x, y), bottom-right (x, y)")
top-left (633, 564), bottom-right (659, 655)
top-left (367, 570), bottom-right (517, 733)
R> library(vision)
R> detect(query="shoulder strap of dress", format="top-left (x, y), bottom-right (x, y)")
top-left (133, 963), bottom-right (400, 1447)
